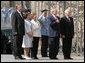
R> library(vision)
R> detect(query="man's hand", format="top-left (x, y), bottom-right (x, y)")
top-left (62, 35), bottom-right (65, 38)
top-left (61, 35), bottom-right (65, 38)
top-left (13, 32), bottom-right (17, 35)
top-left (42, 12), bottom-right (44, 16)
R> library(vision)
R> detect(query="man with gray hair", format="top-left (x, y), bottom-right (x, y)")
top-left (60, 8), bottom-right (74, 59)
top-left (11, 4), bottom-right (25, 59)
top-left (47, 8), bottom-right (61, 59)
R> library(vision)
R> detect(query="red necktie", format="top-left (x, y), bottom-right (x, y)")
top-left (68, 16), bottom-right (70, 22)
top-left (55, 16), bottom-right (59, 23)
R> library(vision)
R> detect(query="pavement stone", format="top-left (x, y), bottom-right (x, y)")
top-left (1, 53), bottom-right (84, 62)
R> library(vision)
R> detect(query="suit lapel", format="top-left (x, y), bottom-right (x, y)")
top-left (64, 16), bottom-right (70, 23)
top-left (51, 15), bottom-right (56, 22)
top-left (69, 17), bottom-right (72, 23)
top-left (16, 11), bottom-right (23, 19)
top-left (56, 16), bottom-right (60, 20)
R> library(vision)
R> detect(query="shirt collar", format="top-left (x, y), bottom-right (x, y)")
top-left (52, 14), bottom-right (56, 18)
top-left (66, 16), bottom-right (70, 18)
top-left (17, 10), bottom-right (21, 14)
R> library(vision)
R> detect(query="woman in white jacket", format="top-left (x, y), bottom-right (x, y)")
top-left (30, 13), bottom-right (41, 59)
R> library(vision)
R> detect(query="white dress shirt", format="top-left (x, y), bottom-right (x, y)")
top-left (17, 10), bottom-right (23, 18)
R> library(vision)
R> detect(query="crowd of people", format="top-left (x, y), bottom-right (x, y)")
top-left (10, 4), bottom-right (74, 60)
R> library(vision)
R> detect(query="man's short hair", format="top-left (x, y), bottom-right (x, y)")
top-left (65, 8), bottom-right (71, 13)
top-left (16, 4), bottom-right (22, 9)
top-left (51, 8), bottom-right (57, 13)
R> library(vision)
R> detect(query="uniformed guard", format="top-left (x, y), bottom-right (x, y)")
top-left (38, 9), bottom-right (49, 57)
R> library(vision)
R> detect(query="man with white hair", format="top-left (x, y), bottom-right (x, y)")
top-left (60, 8), bottom-right (74, 59)
top-left (11, 4), bottom-right (25, 59)
top-left (47, 9), bottom-right (60, 59)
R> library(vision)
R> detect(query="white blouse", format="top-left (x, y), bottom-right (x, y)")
top-left (31, 19), bottom-right (41, 37)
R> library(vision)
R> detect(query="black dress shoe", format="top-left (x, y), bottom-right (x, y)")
top-left (32, 57), bottom-right (39, 59)
top-left (19, 57), bottom-right (25, 59)
top-left (15, 56), bottom-right (22, 60)
top-left (19, 56), bottom-right (25, 59)
top-left (64, 57), bottom-right (73, 60)
top-left (69, 57), bottom-right (73, 59)
top-left (55, 57), bottom-right (58, 60)
top-left (15, 56), bottom-right (25, 60)
top-left (42, 55), bottom-right (49, 57)
top-left (15, 56), bottom-right (19, 59)
top-left (50, 57), bottom-right (58, 60)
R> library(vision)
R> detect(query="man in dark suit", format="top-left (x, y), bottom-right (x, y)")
top-left (60, 9), bottom-right (74, 59)
top-left (11, 4), bottom-right (25, 59)
top-left (47, 9), bottom-right (60, 59)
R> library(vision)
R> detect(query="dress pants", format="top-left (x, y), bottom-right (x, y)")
top-left (48, 36), bottom-right (60, 59)
top-left (30, 37), bottom-right (39, 58)
top-left (62, 37), bottom-right (72, 58)
top-left (12, 35), bottom-right (23, 58)
top-left (41, 35), bottom-right (48, 56)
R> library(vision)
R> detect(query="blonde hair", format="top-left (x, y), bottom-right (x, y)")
top-left (31, 13), bottom-right (36, 19)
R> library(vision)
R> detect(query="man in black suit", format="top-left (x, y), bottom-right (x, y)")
top-left (11, 4), bottom-right (25, 59)
top-left (47, 9), bottom-right (61, 59)
top-left (60, 9), bottom-right (74, 59)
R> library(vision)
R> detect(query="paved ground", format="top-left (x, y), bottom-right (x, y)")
top-left (1, 53), bottom-right (84, 62)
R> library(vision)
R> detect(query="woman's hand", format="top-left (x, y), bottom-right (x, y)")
top-left (62, 35), bottom-right (65, 38)
top-left (29, 34), bottom-right (33, 38)
top-left (27, 32), bottom-right (33, 38)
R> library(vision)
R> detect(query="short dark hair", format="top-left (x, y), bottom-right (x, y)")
top-left (24, 13), bottom-right (30, 19)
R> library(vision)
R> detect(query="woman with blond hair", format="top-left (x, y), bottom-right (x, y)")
top-left (30, 13), bottom-right (41, 59)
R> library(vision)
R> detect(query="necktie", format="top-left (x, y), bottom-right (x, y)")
top-left (68, 16), bottom-right (70, 22)
top-left (55, 16), bottom-right (57, 21)
top-left (20, 12), bottom-right (23, 18)
top-left (55, 16), bottom-right (59, 23)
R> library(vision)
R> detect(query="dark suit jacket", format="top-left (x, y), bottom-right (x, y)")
top-left (60, 16), bottom-right (74, 38)
top-left (48, 15), bottom-right (60, 37)
top-left (11, 11), bottom-right (25, 36)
